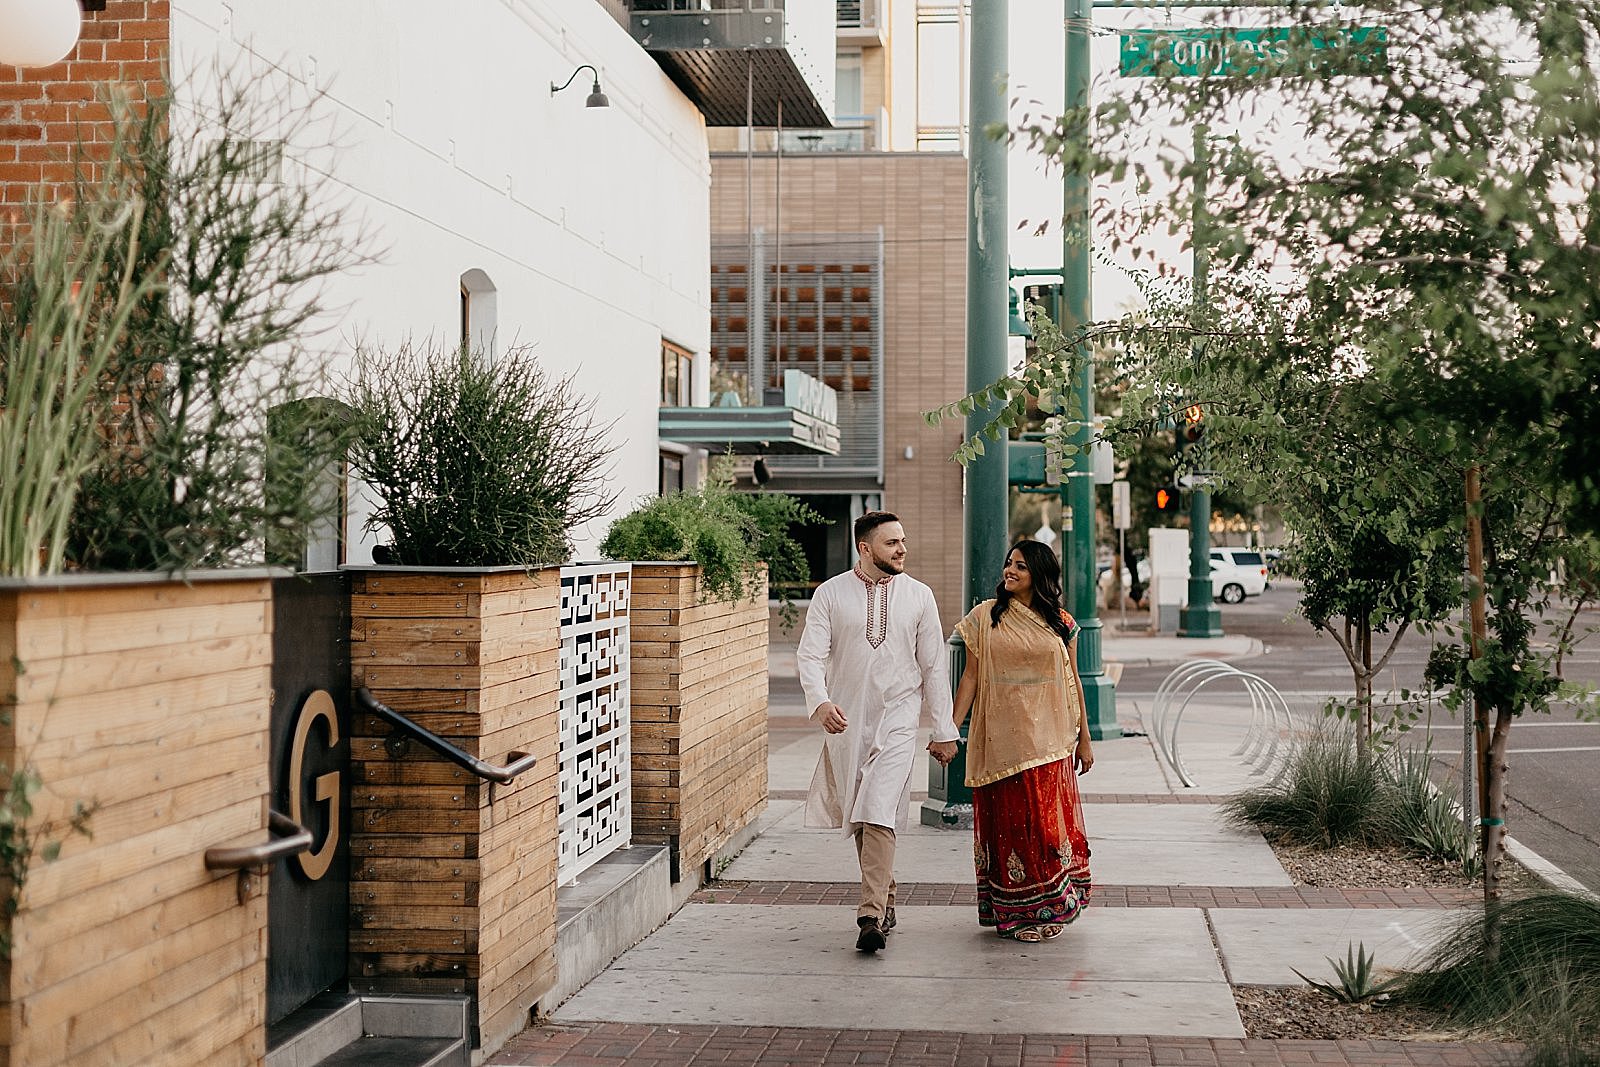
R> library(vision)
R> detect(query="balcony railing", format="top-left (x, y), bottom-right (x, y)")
top-left (634, 0), bottom-right (781, 10)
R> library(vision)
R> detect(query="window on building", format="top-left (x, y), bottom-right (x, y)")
top-left (659, 451), bottom-right (685, 495)
top-left (459, 269), bottom-right (498, 356)
top-left (661, 339), bottom-right (694, 406)
top-left (836, 50), bottom-right (863, 117)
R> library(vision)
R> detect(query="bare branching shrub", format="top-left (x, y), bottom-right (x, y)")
top-left (347, 341), bottom-right (616, 568)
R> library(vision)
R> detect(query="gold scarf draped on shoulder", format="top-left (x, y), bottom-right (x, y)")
top-left (955, 599), bottom-right (1082, 788)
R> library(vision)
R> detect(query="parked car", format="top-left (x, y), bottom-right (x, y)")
top-left (1208, 556), bottom-right (1267, 603)
top-left (1211, 547), bottom-right (1271, 594)
top-left (1098, 555), bottom-right (1265, 604)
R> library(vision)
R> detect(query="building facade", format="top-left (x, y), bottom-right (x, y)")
top-left (704, 0), bottom-right (972, 622)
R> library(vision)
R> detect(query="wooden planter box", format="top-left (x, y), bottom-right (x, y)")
top-left (0, 572), bottom-right (276, 1067)
top-left (629, 564), bottom-right (768, 880)
top-left (347, 567), bottom-right (560, 1054)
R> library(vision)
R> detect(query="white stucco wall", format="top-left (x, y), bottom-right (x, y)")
top-left (171, 0), bottom-right (712, 562)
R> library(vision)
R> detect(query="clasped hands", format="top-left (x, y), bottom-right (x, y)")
top-left (813, 702), bottom-right (961, 767)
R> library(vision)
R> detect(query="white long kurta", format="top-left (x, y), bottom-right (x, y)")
top-left (798, 570), bottom-right (960, 834)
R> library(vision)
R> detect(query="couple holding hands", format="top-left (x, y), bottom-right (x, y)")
top-left (798, 512), bottom-right (1094, 952)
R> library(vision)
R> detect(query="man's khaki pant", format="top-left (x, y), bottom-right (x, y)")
top-left (853, 823), bottom-right (897, 921)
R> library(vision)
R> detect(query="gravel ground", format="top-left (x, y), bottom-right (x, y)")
top-left (1236, 836), bottom-right (1541, 1040)
top-left (1267, 836), bottom-right (1539, 892)
top-left (1232, 986), bottom-right (1458, 1041)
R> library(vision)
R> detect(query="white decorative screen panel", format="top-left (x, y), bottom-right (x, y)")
top-left (557, 563), bottom-right (632, 884)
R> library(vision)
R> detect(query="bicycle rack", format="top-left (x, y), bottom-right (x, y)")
top-left (1149, 659), bottom-right (1303, 788)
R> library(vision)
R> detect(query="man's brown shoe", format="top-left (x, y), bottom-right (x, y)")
top-left (882, 906), bottom-right (897, 934)
top-left (855, 917), bottom-right (886, 953)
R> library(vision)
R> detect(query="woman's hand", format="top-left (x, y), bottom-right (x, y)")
top-left (1073, 734), bottom-right (1094, 775)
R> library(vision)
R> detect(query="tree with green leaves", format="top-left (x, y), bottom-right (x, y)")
top-left (976, 0), bottom-right (1600, 907)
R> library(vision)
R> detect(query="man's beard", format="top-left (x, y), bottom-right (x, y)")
top-left (869, 548), bottom-right (905, 575)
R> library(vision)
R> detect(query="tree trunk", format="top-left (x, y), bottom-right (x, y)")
top-left (1464, 466), bottom-right (1491, 903)
top-left (1483, 706), bottom-right (1512, 906)
top-left (1360, 615), bottom-right (1374, 752)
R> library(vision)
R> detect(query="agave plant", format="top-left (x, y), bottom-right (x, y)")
top-left (1293, 942), bottom-right (1401, 1005)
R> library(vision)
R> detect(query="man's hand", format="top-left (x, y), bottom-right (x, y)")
top-left (815, 702), bottom-right (848, 734)
top-left (928, 739), bottom-right (959, 766)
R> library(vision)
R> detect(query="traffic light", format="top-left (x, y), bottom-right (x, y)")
top-left (1155, 487), bottom-right (1179, 513)
top-left (1180, 404), bottom-right (1205, 450)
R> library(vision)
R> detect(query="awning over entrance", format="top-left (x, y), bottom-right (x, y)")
top-left (658, 404), bottom-right (839, 455)
top-left (660, 368), bottom-right (841, 456)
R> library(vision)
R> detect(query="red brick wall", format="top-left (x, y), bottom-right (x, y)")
top-left (0, 1), bottom-right (169, 203)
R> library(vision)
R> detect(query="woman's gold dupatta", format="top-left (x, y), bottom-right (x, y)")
top-left (955, 600), bottom-right (1082, 788)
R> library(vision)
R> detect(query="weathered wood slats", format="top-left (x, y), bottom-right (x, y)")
top-left (348, 569), bottom-right (559, 1054)
top-left (628, 564), bottom-right (769, 879)
top-left (0, 577), bottom-right (275, 1067)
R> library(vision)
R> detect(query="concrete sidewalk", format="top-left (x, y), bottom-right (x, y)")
top-left (492, 633), bottom-right (1511, 1067)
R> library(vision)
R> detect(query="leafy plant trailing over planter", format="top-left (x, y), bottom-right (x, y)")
top-left (347, 340), bottom-right (616, 567)
top-left (600, 457), bottom-right (822, 615)
top-left (0, 769), bottom-right (94, 958)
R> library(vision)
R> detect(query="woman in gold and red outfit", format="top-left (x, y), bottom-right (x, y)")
top-left (951, 539), bottom-right (1094, 943)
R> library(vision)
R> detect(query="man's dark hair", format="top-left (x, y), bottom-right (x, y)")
top-left (853, 511), bottom-right (900, 546)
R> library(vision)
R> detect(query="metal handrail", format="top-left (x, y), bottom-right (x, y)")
top-left (205, 810), bottom-right (314, 871)
top-left (355, 687), bottom-right (538, 785)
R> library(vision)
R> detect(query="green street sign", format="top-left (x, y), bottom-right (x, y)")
top-left (1119, 26), bottom-right (1387, 78)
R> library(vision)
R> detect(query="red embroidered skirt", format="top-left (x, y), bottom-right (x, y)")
top-left (971, 758), bottom-right (1092, 935)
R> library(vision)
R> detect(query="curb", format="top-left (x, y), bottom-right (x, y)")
top-left (1504, 834), bottom-right (1599, 901)
top-left (1104, 636), bottom-right (1267, 668)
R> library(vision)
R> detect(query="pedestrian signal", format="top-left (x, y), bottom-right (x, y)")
top-left (1155, 487), bottom-right (1178, 513)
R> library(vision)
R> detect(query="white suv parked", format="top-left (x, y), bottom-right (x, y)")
top-left (1208, 548), bottom-right (1269, 603)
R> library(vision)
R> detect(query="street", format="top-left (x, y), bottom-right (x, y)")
top-left (1114, 580), bottom-right (1600, 895)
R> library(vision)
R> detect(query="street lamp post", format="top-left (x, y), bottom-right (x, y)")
top-left (923, 0), bottom-right (1012, 827)
top-left (1063, 0), bottom-right (1120, 738)
top-left (1177, 126), bottom-right (1223, 638)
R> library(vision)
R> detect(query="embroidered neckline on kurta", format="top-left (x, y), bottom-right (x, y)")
top-left (853, 567), bottom-right (894, 648)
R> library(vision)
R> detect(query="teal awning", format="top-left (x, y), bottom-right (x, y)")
top-left (658, 405), bottom-right (840, 456)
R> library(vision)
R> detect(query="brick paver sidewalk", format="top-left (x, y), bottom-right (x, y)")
top-left (491, 1023), bottom-right (1519, 1066)
top-left (691, 882), bottom-right (1479, 909)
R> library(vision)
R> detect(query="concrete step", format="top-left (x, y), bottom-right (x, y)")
top-left (267, 994), bottom-right (471, 1067)
top-left (309, 1037), bottom-right (465, 1067)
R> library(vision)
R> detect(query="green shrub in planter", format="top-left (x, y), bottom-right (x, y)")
top-left (347, 341), bottom-right (614, 567)
top-left (63, 77), bottom-right (366, 571)
top-left (600, 458), bottom-right (821, 615)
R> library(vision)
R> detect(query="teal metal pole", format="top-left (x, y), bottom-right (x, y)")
top-left (964, 0), bottom-right (1012, 615)
top-left (1064, 0), bottom-right (1120, 739)
top-left (923, 0), bottom-right (1011, 826)
top-left (1178, 125), bottom-right (1223, 638)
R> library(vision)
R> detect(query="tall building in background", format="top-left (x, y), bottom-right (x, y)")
top-left (705, 0), bottom-right (973, 623)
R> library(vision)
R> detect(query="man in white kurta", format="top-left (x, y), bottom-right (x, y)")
top-left (797, 512), bottom-right (960, 953)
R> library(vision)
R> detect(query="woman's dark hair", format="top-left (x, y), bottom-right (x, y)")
top-left (990, 539), bottom-right (1074, 647)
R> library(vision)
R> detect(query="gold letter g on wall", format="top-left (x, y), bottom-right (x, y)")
top-left (288, 689), bottom-right (341, 881)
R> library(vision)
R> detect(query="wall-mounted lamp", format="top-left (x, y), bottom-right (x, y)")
top-left (0, 0), bottom-right (82, 68)
top-left (752, 457), bottom-right (772, 485)
top-left (551, 64), bottom-right (610, 109)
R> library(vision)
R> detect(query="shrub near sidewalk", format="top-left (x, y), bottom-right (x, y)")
top-left (1398, 891), bottom-right (1600, 1065)
top-left (1222, 729), bottom-right (1474, 864)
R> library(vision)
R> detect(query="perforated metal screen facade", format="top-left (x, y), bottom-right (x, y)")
top-left (710, 231), bottom-right (884, 477)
